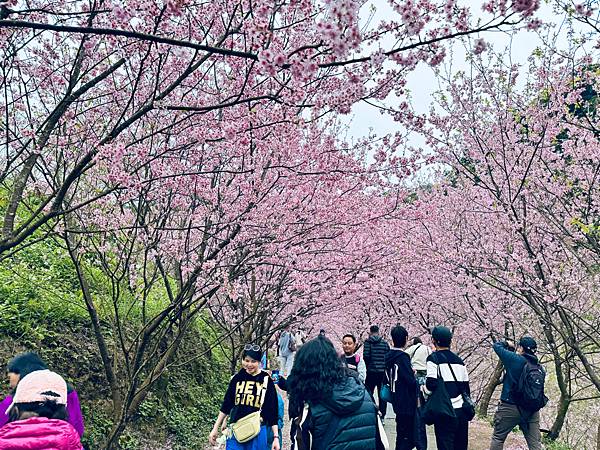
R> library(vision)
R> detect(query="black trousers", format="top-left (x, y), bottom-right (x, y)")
top-left (365, 371), bottom-right (388, 417)
top-left (414, 406), bottom-right (427, 450)
top-left (433, 408), bottom-right (468, 450)
top-left (395, 414), bottom-right (416, 450)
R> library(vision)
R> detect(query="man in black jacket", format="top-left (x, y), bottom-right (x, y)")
top-left (386, 325), bottom-right (417, 450)
top-left (363, 325), bottom-right (390, 419)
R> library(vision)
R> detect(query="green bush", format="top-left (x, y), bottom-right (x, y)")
top-left (0, 220), bottom-right (230, 448)
top-left (544, 440), bottom-right (573, 450)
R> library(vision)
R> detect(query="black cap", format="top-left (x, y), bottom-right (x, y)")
top-left (432, 326), bottom-right (453, 347)
top-left (519, 336), bottom-right (537, 354)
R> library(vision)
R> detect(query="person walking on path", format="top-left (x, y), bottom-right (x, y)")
top-left (363, 325), bottom-right (390, 420)
top-left (294, 329), bottom-right (307, 350)
top-left (278, 327), bottom-right (296, 377)
top-left (385, 325), bottom-right (417, 450)
top-left (341, 334), bottom-right (366, 383)
top-left (424, 326), bottom-right (470, 450)
top-left (266, 386), bottom-right (285, 450)
top-left (406, 337), bottom-right (431, 383)
top-left (209, 344), bottom-right (280, 450)
top-left (288, 335), bottom-right (379, 450)
top-left (406, 337), bottom-right (431, 450)
top-left (0, 369), bottom-right (83, 449)
top-left (0, 352), bottom-right (85, 438)
top-left (489, 337), bottom-right (545, 450)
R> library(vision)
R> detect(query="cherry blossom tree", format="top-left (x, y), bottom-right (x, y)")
top-left (397, 50), bottom-right (600, 442)
top-left (0, 0), bottom-right (558, 446)
top-left (0, 0), bottom-right (543, 258)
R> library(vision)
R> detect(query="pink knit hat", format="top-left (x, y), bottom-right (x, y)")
top-left (5, 370), bottom-right (67, 414)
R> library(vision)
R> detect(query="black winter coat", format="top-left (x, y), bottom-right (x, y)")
top-left (364, 335), bottom-right (390, 373)
top-left (385, 349), bottom-right (417, 416)
top-left (308, 374), bottom-right (378, 450)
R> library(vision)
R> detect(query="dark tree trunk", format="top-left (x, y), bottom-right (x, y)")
top-left (478, 359), bottom-right (504, 418)
top-left (547, 391), bottom-right (570, 441)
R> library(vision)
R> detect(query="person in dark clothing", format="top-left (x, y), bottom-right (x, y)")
top-left (363, 325), bottom-right (390, 419)
top-left (407, 337), bottom-right (429, 450)
top-left (209, 344), bottom-right (280, 450)
top-left (385, 325), bottom-right (417, 450)
top-left (424, 326), bottom-right (470, 450)
top-left (288, 335), bottom-right (379, 450)
top-left (490, 337), bottom-right (543, 450)
top-left (277, 374), bottom-right (305, 450)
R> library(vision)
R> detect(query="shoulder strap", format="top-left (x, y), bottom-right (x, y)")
top-left (408, 344), bottom-right (422, 359)
top-left (441, 355), bottom-right (466, 394)
top-left (446, 361), bottom-right (458, 382)
top-left (258, 375), bottom-right (270, 411)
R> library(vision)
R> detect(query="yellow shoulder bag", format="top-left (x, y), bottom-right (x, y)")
top-left (231, 375), bottom-right (269, 443)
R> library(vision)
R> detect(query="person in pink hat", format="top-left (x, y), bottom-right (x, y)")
top-left (0, 352), bottom-right (85, 437)
top-left (0, 370), bottom-right (83, 450)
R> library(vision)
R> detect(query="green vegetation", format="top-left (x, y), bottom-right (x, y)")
top-left (0, 235), bottom-right (228, 449)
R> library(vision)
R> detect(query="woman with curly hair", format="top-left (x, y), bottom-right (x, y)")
top-left (288, 335), bottom-right (379, 450)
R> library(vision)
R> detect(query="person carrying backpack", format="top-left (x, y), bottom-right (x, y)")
top-left (490, 336), bottom-right (547, 450)
top-left (385, 325), bottom-right (417, 450)
top-left (363, 325), bottom-right (390, 420)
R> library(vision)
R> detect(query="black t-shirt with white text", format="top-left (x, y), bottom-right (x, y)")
top-left (220, 369), bottom-right (278, 426)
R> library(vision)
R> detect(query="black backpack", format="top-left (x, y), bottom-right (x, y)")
top-left (514, 358), bottom-right (548, 412)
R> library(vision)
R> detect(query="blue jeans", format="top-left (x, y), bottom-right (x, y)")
top-left (414, 374), bottom-right (427, 450)
top-left (227, 425), bottom-right (268, 450)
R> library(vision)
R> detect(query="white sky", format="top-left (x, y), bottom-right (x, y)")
top-left (345, 1), bottom-right (580, 142)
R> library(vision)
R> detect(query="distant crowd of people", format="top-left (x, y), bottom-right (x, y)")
top-left (209, 325), bottom-right (547, 450)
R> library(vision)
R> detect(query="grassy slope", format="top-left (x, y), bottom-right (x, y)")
top-left (0, 238), bottom-right (228, 449)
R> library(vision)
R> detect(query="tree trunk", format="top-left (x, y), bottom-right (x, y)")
top-left (547, 391), bottom-right (570, 440)
top-left (542, 321), bottom-right (571, 441)
top-left (478, 359), bottom-right (504, 418)
top-left (103, 414), bottom-right (128, 450)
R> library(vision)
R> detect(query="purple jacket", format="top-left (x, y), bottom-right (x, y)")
top-left (0, 390), bottom-right (84, 438)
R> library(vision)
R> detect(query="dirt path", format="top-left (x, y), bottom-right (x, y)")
top-left (219, 395), bottom-right (528, 450)
top-left (383, 409), bottom-right (528, 450)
